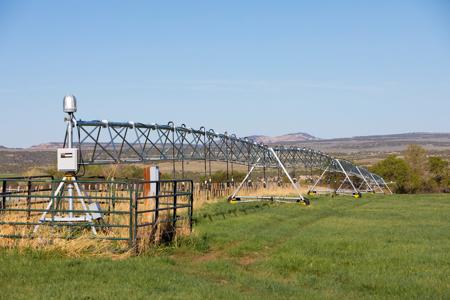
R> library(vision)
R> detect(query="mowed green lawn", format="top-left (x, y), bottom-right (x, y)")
top-left (1, 194), bottom-right (449, 299)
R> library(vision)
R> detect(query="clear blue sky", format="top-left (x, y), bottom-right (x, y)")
top-left (0, 1), bottom-right (449, 147)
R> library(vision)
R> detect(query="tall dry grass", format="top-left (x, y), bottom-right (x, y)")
top-left (192, 183), bottom-right (315, 209)
top-left (0, 203), bottom-right (133, 258)
top-left (0, 184), bottom-right (194, 257)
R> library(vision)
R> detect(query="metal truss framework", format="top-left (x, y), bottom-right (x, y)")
top-left (70, 119), bottom-right (391, 194)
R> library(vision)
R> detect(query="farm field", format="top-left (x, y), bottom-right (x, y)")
top-left (1, 194), bottom-right (450, 299)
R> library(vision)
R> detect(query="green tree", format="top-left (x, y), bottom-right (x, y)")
top-left (403, 144), bottom-right (428, 193)
top-left (428, 156), bottom-right (449, 192)
top-left (370, 155), bottom-right (410, 193)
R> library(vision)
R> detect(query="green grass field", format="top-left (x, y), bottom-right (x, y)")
top-left (1, 194), bottom-right (450, 299)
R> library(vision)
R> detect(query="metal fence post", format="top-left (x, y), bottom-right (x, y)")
top-left (189, 180), bottom-right (194, 232)
top-left (133, 185), bottom-right (139, 253)
top-left (26, 179), bottom-right (32, 219)
top-left (128, 185), bottom-right (134, 249)
top-left (1, 180), bottom-right (6, 211)
top-left (173, 180), bottom-right (177, 229)
top-left (155, 181), bottom-right (160, 234)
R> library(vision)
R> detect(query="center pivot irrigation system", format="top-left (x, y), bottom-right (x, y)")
top-left (0, 95), bottom-right (391, 245)
top-left (62, 96), bottom-right (390, 207)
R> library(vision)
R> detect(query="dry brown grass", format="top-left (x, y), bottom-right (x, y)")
top-left (0, 186), bottom-right (194, 257)
top-left (0, 222), bottom-right (132, 259)
top-left (0, 206), bottom-right (132, 258)
top-left (237, 185), bottom-right (310, 197)
top-left (192, 183), bottom-right (314, 209)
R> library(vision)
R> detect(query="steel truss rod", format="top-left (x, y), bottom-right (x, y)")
top-left (308, 165), bottom-right (330, 194)
top-left (268, 148), bottom-right (304, 201)
top-left (229, 157), bottom-right (261, 200)
top-left (356, 166), bottom-right (374, 193)
top-left (335, 159), bottom-right (359, 195)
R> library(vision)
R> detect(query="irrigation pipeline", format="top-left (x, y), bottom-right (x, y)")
top-left (69, 119), bottom-right (387, 188)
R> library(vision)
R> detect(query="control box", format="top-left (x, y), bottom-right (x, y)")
top-left (57, 148), bottom-right (78, 172)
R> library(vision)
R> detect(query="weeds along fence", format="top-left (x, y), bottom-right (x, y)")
top-left (0, 177), bottom-right (193, 252)
top-left (193, 181), bottom-right (297, 203)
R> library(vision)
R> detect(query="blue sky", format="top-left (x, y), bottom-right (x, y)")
top-left (0, 1), bottom-right (449, 147)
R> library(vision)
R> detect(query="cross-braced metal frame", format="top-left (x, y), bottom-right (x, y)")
top-left (70, 119), bottom-right (391, 197)
top-left (307, 159), bottom-right (392, 196)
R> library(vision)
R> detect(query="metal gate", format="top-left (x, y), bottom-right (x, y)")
top-left (0, 176), bottom-right (193, 251)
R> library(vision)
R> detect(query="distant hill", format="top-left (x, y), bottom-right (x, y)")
top-left (28, 142), bottom-right (64, 150)
top-left (298, 132), bottom-right (450, 154)
top-left (247, 132), bottom-right (319, 144)
top-left (331, 132), bottom-right (450, 142)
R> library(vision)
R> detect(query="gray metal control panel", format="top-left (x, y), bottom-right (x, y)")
top-left (57, 148), bottom-right (78, 172)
